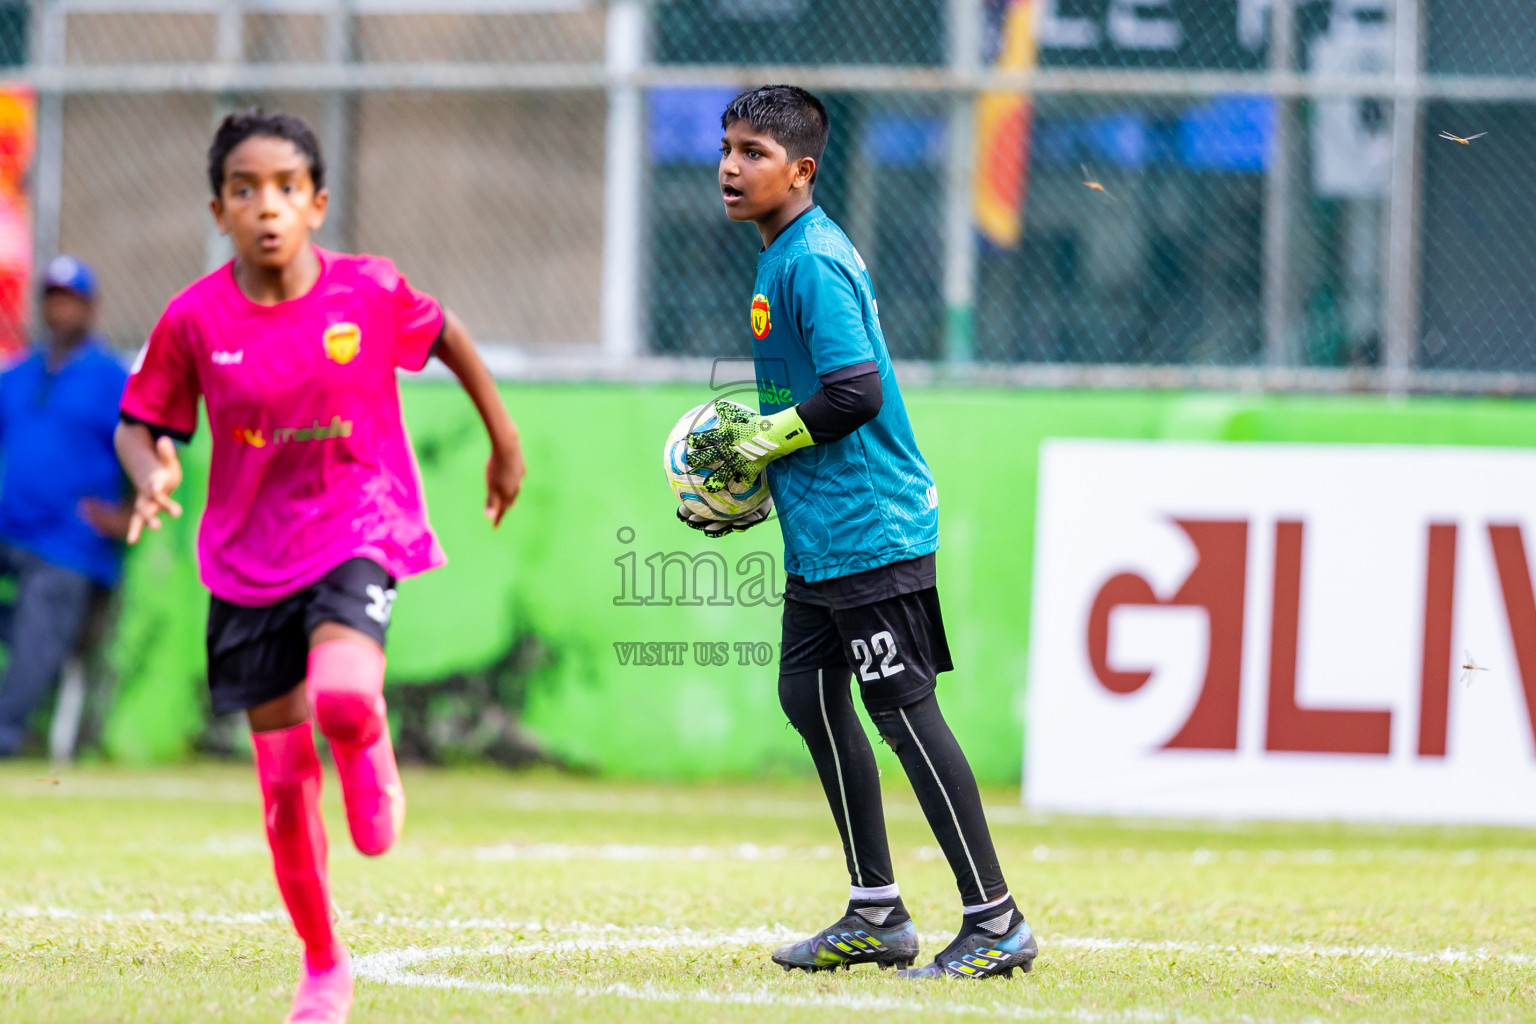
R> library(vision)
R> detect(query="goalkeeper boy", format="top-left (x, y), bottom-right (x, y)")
top-left (679, 85), bottom-right (1037, 980)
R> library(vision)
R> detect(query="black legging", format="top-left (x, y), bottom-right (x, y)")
top-left (779, 666), bottom-right (1008, 907)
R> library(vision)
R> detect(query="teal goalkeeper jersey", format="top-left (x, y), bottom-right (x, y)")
top-left (749, 206), bottom-right (938, 583)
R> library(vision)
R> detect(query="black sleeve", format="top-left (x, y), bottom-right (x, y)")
top-left (797, 360), bottom-right (883, 444)
top-left (119, 410), bottom-right (192, 444)
top-left (425, 316), bottom-right (448, 364)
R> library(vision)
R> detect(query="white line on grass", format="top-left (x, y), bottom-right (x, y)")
top-left (176, 833), bottom-right (1536, 869)
top-left (9, 905), bottom-right (1535, 967)
top-left (16, 774), bottom-right (1536, 859)
top-left (182, 836), bottom-right (849, 862)
top-left (0, 906), bottom-right (800, 939)
top-left (2, 906), bottom-right (288, 925)
top-left (5, 776), bottom-right (1048, 824)
top-left (18, 904), bottom-right (1517, 1022)
top-left (351, 945), bottom-right (1179, 1023)
top-left (468, 842), bottom-right (842, 862)
top-left (1048, 935), bottom-right (1536, 966)
top-left (2, 776), bottom-right (253, 803)
top-left (918, 845), bottom-right (1536, 867)
top-left (496, 789), bottom-right (1049, 826)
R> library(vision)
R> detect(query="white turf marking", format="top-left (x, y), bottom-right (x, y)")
top-left (9, 906), bottom-right (1535, 967)
top-left (496, 788), bottom-right (1049, 825)
top-left (3, 776), bottom-right (253, 803)
top-left (916, 844), bottom-right (1536, 867)
top-left (469, 842), bottom-right (842, 863)
top-left (3, 906), bottom-right (288, 925)
top-left (19, 774), bottom-right (1536, 854)
top-left (351, 946), bottom-right (1168, 1023)
top-left (3, 775), bottom-right (1046, 824)
top-left (177, 833), bottom-right (1536, 869)
top-left (186, 835), bottom-right (846, 862)
top-left (1048, 935), bottom-right (1536, 966)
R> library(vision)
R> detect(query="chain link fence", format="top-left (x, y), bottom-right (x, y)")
top-left (7, 0), bottom-right (1536, 392)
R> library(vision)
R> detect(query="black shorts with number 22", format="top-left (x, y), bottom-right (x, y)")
top-left (779, 586), bottom-right (952, 713)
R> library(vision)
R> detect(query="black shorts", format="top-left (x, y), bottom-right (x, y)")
top-left (780, 587), bottom-right (953, 712)
top-left (206, 558), bottom-right (396, 715)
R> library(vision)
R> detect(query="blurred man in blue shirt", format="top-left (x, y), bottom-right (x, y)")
top-left (0, 256), bottom-right (129, 755)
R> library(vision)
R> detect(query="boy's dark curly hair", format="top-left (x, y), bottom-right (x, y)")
top-left (207, 108), bottom-right (325, 196)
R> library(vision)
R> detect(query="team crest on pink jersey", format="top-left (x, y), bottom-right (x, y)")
top-left (323, 322), bottom-right (361, 365)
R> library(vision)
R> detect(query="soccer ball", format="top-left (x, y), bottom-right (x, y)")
top-left (663, 401), bottom-right (773, 522)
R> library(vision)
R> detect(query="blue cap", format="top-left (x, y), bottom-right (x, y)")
top-left (41, 254), bottom-right (97, 300)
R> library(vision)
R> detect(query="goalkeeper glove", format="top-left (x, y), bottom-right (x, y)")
top-left (685, 400), bottom-right (814, 493)
top-left (677, 501), bottom-right (772, 539)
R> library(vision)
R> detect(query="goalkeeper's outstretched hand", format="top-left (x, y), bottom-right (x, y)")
top-left (685, 400), bottom-right (814, 493)
top-left (677, 503), bottom-right (772, 539)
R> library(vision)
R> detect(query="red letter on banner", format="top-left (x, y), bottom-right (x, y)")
top-left (1163, 520), bottom-right (1249, 750)
top-left (1417, 524), bottom-right (1457, 757)
top-left (1486, 524), bottom-right (1536, 748)
top-left (1085, 519), bottom-right (1248, 750)
top-left (1086, 573), bottom-right (1159, 694)
top-left (1265, 520), bottom-right (1392, 754)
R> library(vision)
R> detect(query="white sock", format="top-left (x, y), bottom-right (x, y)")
top-left (849, 883), bottom-right (900, 902)
top-left (961, 890), bottom-right (1011, 916)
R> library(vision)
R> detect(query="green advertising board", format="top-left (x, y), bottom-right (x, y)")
top-left (99, 382), bottom-right (1536, 783)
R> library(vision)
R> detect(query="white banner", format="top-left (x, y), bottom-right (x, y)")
top-left (1309, 1), bottom-right (1392, 198)
top-left (1026, 440), bottom-right (1536, 825)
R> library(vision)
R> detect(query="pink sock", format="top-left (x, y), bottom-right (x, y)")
top-left (308, 639), bottom-right (403, 856)
top-left (252, 723), bottom-right (339, 970)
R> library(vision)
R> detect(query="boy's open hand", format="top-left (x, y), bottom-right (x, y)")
top-left (484, 439), bottom-right (525, 528)
top-left (126, 435), bottom-right (184, 545)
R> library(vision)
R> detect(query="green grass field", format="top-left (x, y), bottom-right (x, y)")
top-left (1, 761), bottom-right (1533, 1023)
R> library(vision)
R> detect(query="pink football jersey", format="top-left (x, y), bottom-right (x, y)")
top-left (121, 248), bottom-right (448, 606)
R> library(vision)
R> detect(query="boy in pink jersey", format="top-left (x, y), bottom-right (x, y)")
top-left (115, 110), bottom-right (525, 1024)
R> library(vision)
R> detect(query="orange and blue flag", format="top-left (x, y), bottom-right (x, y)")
top-left (973, 0), bottom-right (1040, 250)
